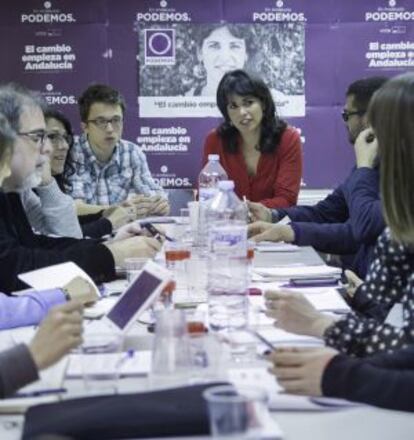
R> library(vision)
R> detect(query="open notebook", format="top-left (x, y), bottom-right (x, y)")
top-left (17, 262), bottom-right (100, 298)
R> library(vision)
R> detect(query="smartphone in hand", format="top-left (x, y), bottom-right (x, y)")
top-left (141, 222), bottom-right (174, 242)
top-left (289, 276), bottom-right (340, 288)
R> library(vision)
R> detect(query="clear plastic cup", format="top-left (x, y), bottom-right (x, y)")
top-left (203, 385), bottom-right (268, 438)
top-left (81, 332), bottom-right (124, 395)
top-left (124, 257), bottom-right (148, 284)
top-left (151, 309), bottom-right (190, 386)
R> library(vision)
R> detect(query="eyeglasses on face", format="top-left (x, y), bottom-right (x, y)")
top-left (341, 109), bottom-right (366, 122)
top-left (18, 129), bottom-right (47, 147)
top-left (86, 116), bottom-right (123, 130)
top-left (47, 132), bottom-right (73, 146)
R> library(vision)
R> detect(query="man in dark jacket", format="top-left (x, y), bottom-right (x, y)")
top-left (248, 76), bottom-right (388, 278)
top-left (0, 84), bottom-right (161, 293)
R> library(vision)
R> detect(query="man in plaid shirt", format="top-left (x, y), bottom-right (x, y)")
top-left (68, 84), bottom-right (169, 217)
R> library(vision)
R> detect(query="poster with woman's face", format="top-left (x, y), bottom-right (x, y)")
top-left (137, 22), bottom-right (305, 118)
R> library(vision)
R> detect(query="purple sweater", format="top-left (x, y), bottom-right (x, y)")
top-left (0, 288), bottom-right (65, 330)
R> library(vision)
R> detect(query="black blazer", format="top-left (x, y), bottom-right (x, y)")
top-left (0, 191), bottom-right (115, 293)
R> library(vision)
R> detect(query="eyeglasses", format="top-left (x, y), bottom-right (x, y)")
top-left (341, 109), bottom-right (366, 122)
top-left (47, 132), bottom-right (73, 146)
top-left (86, 116), bottom-right (123, 130)
top-left (18, 130), bottom-right (47, 147)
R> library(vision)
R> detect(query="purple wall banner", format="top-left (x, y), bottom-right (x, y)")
top-left (0, 0), bottom-right (413, 189)
top-left (137, 22), bottom-right (305, 118)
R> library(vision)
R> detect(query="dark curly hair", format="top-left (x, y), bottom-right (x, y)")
top-left (216, 69), bottom-right (287, 154)
top-left (43, 107), bottom-right (75, 193)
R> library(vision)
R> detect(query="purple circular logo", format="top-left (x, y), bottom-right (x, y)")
top-left (148, 32), bottom-right (172, 56)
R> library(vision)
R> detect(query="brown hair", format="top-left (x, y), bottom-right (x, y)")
top-left (368, 73), bottom-right (414, 245)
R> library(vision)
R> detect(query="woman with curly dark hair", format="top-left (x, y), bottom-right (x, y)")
top-left (202, 69), bottom-right (302, 208)
top-left (43, 108), bottom-right (76, 193)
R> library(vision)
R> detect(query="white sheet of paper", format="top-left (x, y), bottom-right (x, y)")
top-left (18, 262), bottom-right (100, 298)
top-left (249, 287), bottom-right (349, 313)
top-left (66, 350), bottom-right (152, 377)
top-left (20, 358), bottom-right (68, 394)
top-left (277, 215), bottom-right (292, 225)
top-left (255, 242), bottom-right (300, 253)
top-left (228, 327), bottom-right (323, 347)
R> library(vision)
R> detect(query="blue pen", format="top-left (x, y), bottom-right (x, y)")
top-left (116, 349), bottom-right (135, 374)
top-left (14, 387), bottom-right (67, 398)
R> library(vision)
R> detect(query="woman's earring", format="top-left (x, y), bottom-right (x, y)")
top-left (193, 62), bottom-right (206, 79)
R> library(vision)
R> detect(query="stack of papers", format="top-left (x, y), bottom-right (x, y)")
top-left (253, 265), bottom-right (342, 282)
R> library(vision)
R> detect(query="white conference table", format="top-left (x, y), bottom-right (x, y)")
top-left (1, 244), bottom-right (414, 439)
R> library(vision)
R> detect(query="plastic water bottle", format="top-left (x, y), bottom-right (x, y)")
top-left (198, 154), bottom-right (227, 247)
top-left (206, 180), bottom-right (249, 331)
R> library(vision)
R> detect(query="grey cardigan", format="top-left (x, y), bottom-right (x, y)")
top-left (20, 178), bottom-right (82, 238)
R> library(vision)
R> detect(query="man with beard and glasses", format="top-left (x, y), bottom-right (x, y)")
top-left (248, 76), bottom-right (388, 280)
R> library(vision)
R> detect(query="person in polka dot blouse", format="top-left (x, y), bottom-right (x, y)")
top-left (265, 73), bottom-right (414, 411)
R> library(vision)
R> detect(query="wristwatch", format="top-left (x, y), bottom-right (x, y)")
top-left (60, 286), bottom-right (71, 301)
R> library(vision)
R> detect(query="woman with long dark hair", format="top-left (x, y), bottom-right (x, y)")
top-left (202, 69), bottom-right (302, 208)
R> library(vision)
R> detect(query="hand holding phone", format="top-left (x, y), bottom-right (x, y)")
top-left (141, 222), bottom-right (174, 242)
top-left (288, 276), bottom-right (340, 288)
